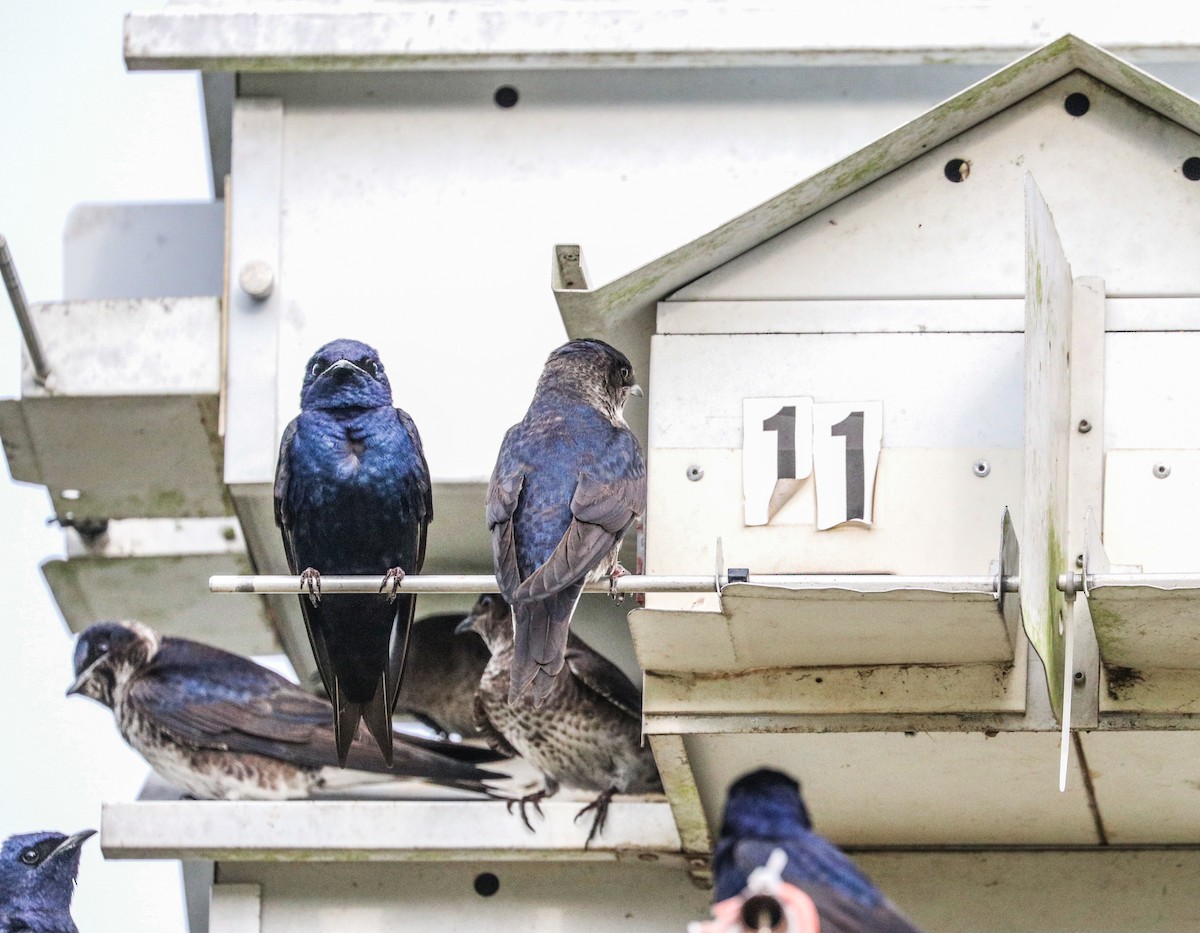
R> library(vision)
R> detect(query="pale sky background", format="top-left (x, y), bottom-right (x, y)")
top-left (0, 2), bottom-right (205, 929)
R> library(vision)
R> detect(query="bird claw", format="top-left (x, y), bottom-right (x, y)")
top-left (608, 563), bottom-right (631, 604)
top-left (379, 567), bottom-right (406, 603)
top-left (299, 568), bottom-right (322, 606)
top-left (506, 789), bottom-right (549, 833)
top-left (574, 788), bottom-right (616, 850)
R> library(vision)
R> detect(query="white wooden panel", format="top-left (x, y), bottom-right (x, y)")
top-left (1082, 731), bottom-right (1200, 843)
top-left (674, 73), bottom-right (1200, 300)
top-left (644, 448), bottom-right (1020, 613)
top-left (1104, 335), bottom-right (1200, 448)
top-left (685, 732), bottom-right (1098, 845)
top-left (658, 296), bottom-right (1200, 336)
top-left (1020, 174), bottom-right (1072, 720)
top-left (643, 651), bottom-right (1026, 717)
top-left (862, 850), bottom-right (1200, 933)
top-left (649, 332), bottom-right (1023, 450)
top-left (630, 585), bottom-right (1010, 670)
top-left (101, 800), bottom-right (679, 861)
top-left (1102, 450), bottom-right (1200, 570)
top-left (210, 884), bottom-right (261, 933)
top-left (217, 861), bottom-right (707, 933)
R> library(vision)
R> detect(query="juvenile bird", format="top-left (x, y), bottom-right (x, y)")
top-left (713, 769), bottom-right (924, 933)
top-left (488, 339), bottom-right (645, 705)
top-left (67, 621), bottom-right (504, 800)
top-left (459, 594), bottom-right (661, 847)
top-left (0, 829), bottom-right (94, 933)
top-left (394, 612), bottom-right (493, 738)
top-left (274, 338), bottom-right (433, 765)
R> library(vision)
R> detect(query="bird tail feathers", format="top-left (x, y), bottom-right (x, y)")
top-left (361, 677), bottom-right (395, 767)
top-left (509, 586), bottom-right (582, 707)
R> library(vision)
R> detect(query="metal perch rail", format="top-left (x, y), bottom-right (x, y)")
top-left (209, 572), bottom-right (1020, 596)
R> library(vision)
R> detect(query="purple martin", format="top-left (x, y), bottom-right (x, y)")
top-left (458, 594), bottom-right (661, 847)
top-left (0, 829), bottom-right (94, 933)
top-left (713, 769), bottom-right (924, 933)
top-left (394, 612), bottom-right (494, 739)
top-left (66, 621), bottom-right (504, 800)
top-left (274, 338), bottom-right (433, 766)
top-left (488, 339), bottom-right (646, 706)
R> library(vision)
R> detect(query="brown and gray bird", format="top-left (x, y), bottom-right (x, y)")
top-left (67, 620), bottom-right (505, 800)
top-left (394, 611), bottom-right (493, 738)
top-left (458, 594), bottom-right (662, 846)
top-left (487, 338), bottom-right (646, 706)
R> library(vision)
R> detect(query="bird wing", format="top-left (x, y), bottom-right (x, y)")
top-left (272, 417), bottom-right (300, 571)
top-left (564, 637), bottom-right (643, 720)
top-left (271, 416), bottom-right (340, 703)
top-left (472, 693), bottom-right (521, 758)
top-left (128, 640), bottom-right (501, 777)
top-left (487, 443), bottom-right (525, 601)
top-left (511, 468), bottom-right (645, 602)
top-left (800, 885), bottom-right (926, 933)
top-left (387, 407), bottom-right (435, 717)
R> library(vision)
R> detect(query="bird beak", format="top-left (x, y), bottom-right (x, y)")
top-left (327, 359), bottom-right (367, 376)
top-left (454, 616), bottom-right (475, 636)
top-left (65, 658), bottom-right (102, 697)
top-left (629, 384), bottom-right (644, 398)
top-left (52, 829), bottom-right (97, 858)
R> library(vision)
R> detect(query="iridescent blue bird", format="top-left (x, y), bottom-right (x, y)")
top-left (713, 769), bottom-right (924, 933)
top-left (0, 829), bottom-right (94, 933)
top-left (275, 338), bottom-right (433, 765)
top-left (67, 620), bottom-right (503, 800)
top-left (488, 339), bottom-right (645, 706)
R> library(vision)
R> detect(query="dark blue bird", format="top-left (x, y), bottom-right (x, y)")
top-left (0, 829), bottom-right (94, 933)
top-left (67, 621), bottom-right (504, 800)
top-left (275, 338), bottom-right (433, 765)
top-left (713, 769), bottom-right (924, 933)
top-left (488, 339), bottom-right (645, 706)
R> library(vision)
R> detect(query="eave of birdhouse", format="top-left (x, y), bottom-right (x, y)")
top-left (552, 34), bottom-right (1200, 412)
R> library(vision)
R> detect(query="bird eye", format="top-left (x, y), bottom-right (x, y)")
top-left (310, 361), bottom-right (323, 376)
top-left (619, 366), bottom-right (631, 380)
top-left (371, 361), bottom-right (383, 377)
top-left (95, 638), bottom-right (110, 655)
top-left (19, 848), bottom-right (39, 866)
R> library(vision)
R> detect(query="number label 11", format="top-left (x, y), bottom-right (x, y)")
top-left (742, 397), bottom-right (882, 528)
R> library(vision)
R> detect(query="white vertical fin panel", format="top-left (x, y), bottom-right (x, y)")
top-left (1021, 173), bottom-right (1072, 723)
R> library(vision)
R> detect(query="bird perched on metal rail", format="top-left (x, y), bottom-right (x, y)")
top-left (66, 621), bottom-right (505, 801)
top-left (458, 593), bottom-right (661, 847)
top-left (0, 829), bottom-right (94, 933)
top-left (713, 769), bottom-right (925, 933)
top-left (274, 338), bottom-right (433, 766)
top-left (488, 338), bottom-right (646, 706)
top-left (394, 611), bottom-right (493, 738)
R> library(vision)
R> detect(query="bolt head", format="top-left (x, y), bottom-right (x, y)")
top-left (239, 260), bottom-right (275, 301)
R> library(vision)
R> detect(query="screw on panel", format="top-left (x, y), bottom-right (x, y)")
top-left (972, 460), bottom-right (990, 477)
top-left (686, 465), bottom-right (704, 482)
top-left (1153, 463), bottom-right (1171, 479)
top-left (494, 85), bottom-right (519, 108)
top-left (473, 872), bottom-right (500, 897)
top-left (1184, 157), bottom-right (1200, 181)
top-left (1073, 670), bottom-right (1086, 686)
top-left (239, 261), bottom-right (275, 301)
top-left (1075, 553), bottom-right (1084, 569)
top-left (1077, 419), bottom-right (1092, 433)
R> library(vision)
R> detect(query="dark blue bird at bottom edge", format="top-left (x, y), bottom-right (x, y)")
top-left (0, 829), bottom-right (95, 933)
top-left (713, 768), bottom-right (926, 933)
top-left (274, 338), bottom-right (434, 766)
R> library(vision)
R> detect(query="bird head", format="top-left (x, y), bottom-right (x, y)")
top-left (538, 339), bottom-right (642, 420)
top-left (66, 621), bottom-right (161, 708)
top-left (455, 594), bottom-right (512, 654)
top-left (0, 830), bottom-right (95, 909)
top-left (299, 339), bottom-right (394, 411)
top-left (720, 768), bottom-right (814, 839)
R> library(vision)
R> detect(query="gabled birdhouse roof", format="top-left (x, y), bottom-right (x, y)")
top-left (552, 34), bottom-right (1200, 402)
